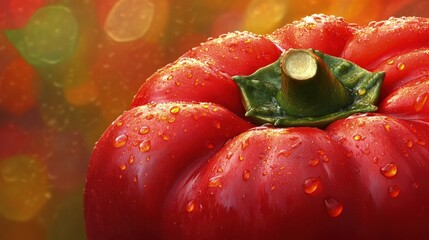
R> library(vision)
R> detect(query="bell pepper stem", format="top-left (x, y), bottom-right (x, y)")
top-left (279, 49), bottom-right (352, 117)
top-left (232, 48), bottom-right (384, 127)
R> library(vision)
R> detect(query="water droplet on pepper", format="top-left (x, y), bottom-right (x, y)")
top-left (170, 106), bottom-right (180, 114)
top-left (388, 185), bottom-right (400, 198)
top-left (384, 124), bottom-right (391, 132)
top-left (278, 149), bottom-right (292, 158)
top-left (380, 162), bottom-right (398, 178)
top-left (396, 62), bottom-right (405, 71)
top-left (357, 88), bottom-right (366, 96)
top-left (205, 142), bottom-right (214, 149)
top-left (303, 177), bottom-right (321, 195)
top-left (241, 138), bottom-right (249, 150)
top-left (353, 134), bottom-right (362, 141)
top-left (145, 114), bottom-right (154, 120)
top-left (139, 140), bottom-right (151, 152)
top-left (413, 92), bottom-right (428, 112)
top-left (324, 197), bottom-right (343, 218)
top-left (128, 156), bottom-right (135, 165)
top-left (308, 158), bottom-right (320, 167)
top-left (139, 126), bottom-right (150, 135)
top-left (186, 200), bottom-right (196, 213)
top-left (242, 169), bottom-right (251, 181)
top-left (406, 140), bottom-right (413, 148)
top-left (415, 140), bottom-right (426, 146)
top-left (113, 134), bottom-right (127, 148)
top-left (161, 134), bottom-right (169, 141)
top-left (208, 176), bottom-right (222, 188)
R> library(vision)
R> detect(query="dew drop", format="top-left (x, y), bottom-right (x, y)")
top-left (388, 185), bottom-right (400, 198)
top-left (242, 169), bottom-right (251, 181)
top-left (161, 134), bottom-right (169, 141)
top-left (353, 134), bottom-right (362, 141)
top-left (308, 158), bottom-right (320, 167)
top-left (139, 140), bottom-right (151, 152)
top-left (415, 140), bottom-right (426, 146)
top-left (406, 140), bottom-right (413, 148)
top-left (242, 138), bottom-right (249, 150)
top-left (324, 197), bottom-right (343, 218)
top-left (116, 121), bottom-right (123, 127)
top-left (226, 152), bottom-right (233, 159)
top-left (387, 59), bottom-right (395, 65)
top-left (384, 124), bottom-right (391, 132)
top-left (170, 106), bottom-right (181, 114)
top-left (380, 162), bottom-right (398, 178)
top-left (146, 114), bottom-right (154, 120)
top-left (139, 126), bottom-right (150, 135)
top-left (113, 134), bottom-right (127, 148)
top-left (134, 111), bottom-right (143, 117)
top-left (167, 75), bottom-right (173, 80)
top-left (396, 62), bottom-right (405, 71)
top-left (133, 176), bottom-right (138, 183)
top-left (186, 200), bottom-right (195, 212)
top-left (303, 177), bottom-right (321, 195)
top-left (357, 88), bottom-right (367, 96)
top-left (317, 149), bottom-right (326, 156)
top-left (128, 156), bottom-right (135, 165)
top-left (120, 164), bottom-right (126, 171)
top-left (168, 117), bottom-right (176, 123)
top-left (278, 149), bottom-right (292, 158)
top-left (413, 92), bottom-right (428, 112)
top-left (412, 182), bottom-right (420, 189)
top-left (362, 147), bottom-right (371, 155)
top-left (305, 22), bottom-right (316, 30)
top-left (208, 176), bottom-right (222, 188)
top-left (214, 121), bottom-right (221, 129)
top-left (205, 142), bottom-right (214, 149)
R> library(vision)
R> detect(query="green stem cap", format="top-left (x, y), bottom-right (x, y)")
top-left (233, 49), bottom-right (384, 128)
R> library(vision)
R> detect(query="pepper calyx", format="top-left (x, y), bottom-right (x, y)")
top-left (233, 49), bottom-right (384, 128)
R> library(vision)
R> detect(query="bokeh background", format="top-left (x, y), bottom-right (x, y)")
top-left (0, 0), bottom-right (428, 239)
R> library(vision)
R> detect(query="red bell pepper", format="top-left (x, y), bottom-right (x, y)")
top-left (84, 14), bottom-right (429, 240)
